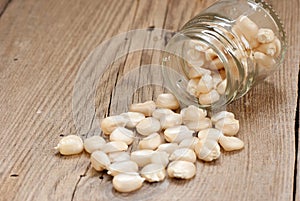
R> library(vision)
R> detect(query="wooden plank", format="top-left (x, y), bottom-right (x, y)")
top-left (220, 0), bottom-right (299, 200)
top-left (0, 0), bottom-right (298, 201)
top-left (273, 0), bottom-right (300, 200)
top-left (273, 0), bottom-right (300, 199)
top-left (0, 0), bottom-right (139, 200)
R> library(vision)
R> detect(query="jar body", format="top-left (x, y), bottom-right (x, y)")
top-left (162, 0), bottom-right (286, 108)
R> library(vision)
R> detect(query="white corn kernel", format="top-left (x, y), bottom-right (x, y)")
top-left (188, 67), bottom-right (211, 79)
top-left (186, 49), bottom-right (205, 67)
top-left (151, 151), bottom-right (169, 167)
top-left (140, 163), bottom-right (166, 182)
top-left (83, 136), bottom-right (106, 154)
top-left (108, 151), bottom-right (130, 163)
top-left (55, 135), bottom-right (83, 156)
top-left (112, 173), bottom-right (145, 193)
top-left (136, 117), bottom-right (161, 136)
top-left (156, 143), bottom-right (179, 155)
top-left (274, 37), bottom-right (281, 57)
top-left (187, 78), bottom-right (201, 97)
top-left (129, 101), bottom-right (156, 117)
top-left (164, 126), bottom-right (194, 143)
top-left (186, 48), bottom-right (202, 61)
top-left (130, 150), bottom-right (155, 167)
top-left (180, 105), bottom-right (207, 124)
top-left (219, 69), bottom-right (226, 79)
top-left (152, 108), bottom-right (174, 120)
top-left (212, 73), bottom-right (223, 89)
top-left (256, 42), bottom-right (277, 57)
top-left (120, 112), bottom-right (145, 128)
top-left (205, 48), bottom-right (218, 61)
top-left (198, 128), bottom-right (223, 141)
top-left (235, 16), bottom-right (259, 45)
top-left (194, 140), bottom-right (221, 162)
top-left (156, 93), bottom-right (180, 110)
top-left (169, 148), bottom-right (197, 163)
top-left (188, 40), bottom-right (209, 51)
top-left (250, 38), bottom-right (260, 49)
top-left (102, 141), bottom-right (128, 153)
top-left (167, 161), bottom-right (196, 179)
top-left (197, 74), bottom-right (214, 93)
top-left (257, 28), bottom-right (275, 44)
top-left (100, 115), bottom-right (128, 135)
top-left (195, 128), bottom-right (222, 161)
top-left (216, 79), bottom-right (227, 94)
top-left (218, 135), bottom-right (244, 151)
top-left (160, 113), bottom-right (182, 129)
top-left (210, 57), bottom-right (224, 70)
top-left (184, 117), bottom-right (212, 132)
top-left (179, 137), bottom-right (200, 150)
top-left (90, 151), bottom-right (111, 171)
top-left (254, 51), bottom-right (276, 68)
top-left (138, 133), bottom-right (162, 150)
top-left (211, 111), bottom-right (235, 123)
top-left (109, 127), bottom-right (135, 145)
top-left (107, 160), bottom-right (139, 176)
top-left (215, 117), bottom-right (239, 136)
top-left (232, 24), bottom-right (259, 49)
top-left (198, 89), bottom-right (220, 105)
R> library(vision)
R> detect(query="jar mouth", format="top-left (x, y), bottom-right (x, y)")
top-left (162, 0), bottom-right (287, 109)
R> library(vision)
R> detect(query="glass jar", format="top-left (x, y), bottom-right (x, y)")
top-left (162, 0), bottom-right (287, 109)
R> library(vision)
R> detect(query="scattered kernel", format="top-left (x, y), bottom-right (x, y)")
top-left (55, 94), bottom-right (244, 193)
top-left (55, 135), bottom-right (83, 155)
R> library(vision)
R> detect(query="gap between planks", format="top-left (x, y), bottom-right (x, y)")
top-left (294, 66), bottom-right (300, 201)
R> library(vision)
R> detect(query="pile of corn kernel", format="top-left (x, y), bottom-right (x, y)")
top-left (185, 15), bottom-right (281, 105)
top-left (55, 93), bottom-right (244, 193)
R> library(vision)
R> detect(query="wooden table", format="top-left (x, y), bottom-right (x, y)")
top-left (0, 0), bottom-right (299, 200)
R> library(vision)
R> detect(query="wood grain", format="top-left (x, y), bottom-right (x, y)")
top-left (273, 0), bottom-right (300, 200)
top-left (0, 0), bottom-right (299, 201)
top-left (0, 0), bottom-right (9, 16)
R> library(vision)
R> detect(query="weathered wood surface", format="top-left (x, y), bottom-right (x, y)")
top-left (0, 0), bottom-right (299, 201)
top-left (0, 0), bottom-right (9, 16)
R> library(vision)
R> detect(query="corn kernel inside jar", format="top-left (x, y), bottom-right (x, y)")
top-left (162, 0), bottom-right (286, 108)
